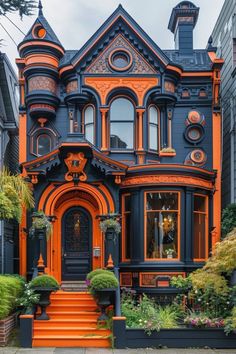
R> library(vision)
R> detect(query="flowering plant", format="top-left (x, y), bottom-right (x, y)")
top-left (99, 218), bottom-right (121, 234)
top-left (184, 312), bottom-right (224, 328)
top-left (15, 283), bottom-right (40, 314)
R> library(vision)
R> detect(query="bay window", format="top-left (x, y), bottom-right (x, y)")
top-left (145, 192), bottom-right (179, 260)
top-left (193, 194), bottom-right (208, 260)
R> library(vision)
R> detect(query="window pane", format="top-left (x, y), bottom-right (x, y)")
top-left (146, 192), bottom-right (178, 211)
top-left (37, 135), bottom-right (51, 156)
top-left (194, 195), bottom-right (206, 212)
top-left (149, 106), bottom-right (158, 124)
top-left (85, 124), bottom-right (94, 144)
top-left (124, 213), bottom-right (131, 259)
top-left (110, 122), bottom-right (133, 149)
top-left (110, 98), bottom-right (134, 121)
top-left (84, 106), bottom-right (94, 124)
top-left (194, 213), bottom-right (206, 259)
top-left (149, 124), bottom-right (158, 150)
top-left (146, 212), bottom-right (178, 259)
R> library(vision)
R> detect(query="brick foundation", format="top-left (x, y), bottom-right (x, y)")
top-left (0, 314), bottom-right (17, 346)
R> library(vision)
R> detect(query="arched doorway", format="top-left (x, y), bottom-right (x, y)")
top-left (62, 207), bottom-right (92, 281)
top-left (35, 182), bottom-right (115, 283)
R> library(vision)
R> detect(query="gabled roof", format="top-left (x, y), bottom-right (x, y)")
top-left (59, 4), bottom-right (171, 70)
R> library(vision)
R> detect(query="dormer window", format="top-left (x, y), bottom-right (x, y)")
top-left (110, 97), bottom-right (134, 150)
top-left (37, 134), bottom-right (51, 156)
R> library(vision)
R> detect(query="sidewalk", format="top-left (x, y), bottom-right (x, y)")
top-left (0, 348), bottom-right (235, 354)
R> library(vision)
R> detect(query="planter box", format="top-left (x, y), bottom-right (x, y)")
top-left (113, 321), bottom-right (236, 349)
top-left (0, 313), bottom-right (17, 346)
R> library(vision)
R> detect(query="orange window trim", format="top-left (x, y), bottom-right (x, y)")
top-left (193, 193), bottom-right (209, 261)
top-left (144, 191), bottom-right (181, 261)
top-left (121, 193), bottom-right (131, 262)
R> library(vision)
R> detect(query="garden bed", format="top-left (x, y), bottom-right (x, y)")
top-left (113, 323), bottom-right (236, 349)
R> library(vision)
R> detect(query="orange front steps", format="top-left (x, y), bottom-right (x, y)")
top-left (32, 291), bottom-right (112, 348)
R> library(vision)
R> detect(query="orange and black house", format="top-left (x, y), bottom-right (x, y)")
top-left (17, 1), bottom-right (223, 296)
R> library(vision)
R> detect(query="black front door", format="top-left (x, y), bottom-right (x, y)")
top-left (62, 207), bottom-right (92, 280)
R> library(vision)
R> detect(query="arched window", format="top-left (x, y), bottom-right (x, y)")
top-left (149, 105), bottom-right (159, 151)
top-left (110, 98), bottom-right (134, 149)
top-left (84, 105), bottom-right (95, 144)
top-left (37, 134), bottom-right (51, 156)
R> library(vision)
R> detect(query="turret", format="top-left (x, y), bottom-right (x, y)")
top-left (17, 0), bottom-right (64, 119)
top-left (168, 1), bottom-right (199, 55)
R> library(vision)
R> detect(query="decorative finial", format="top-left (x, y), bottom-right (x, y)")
top-left (38, 0), bottom-right (43, 16)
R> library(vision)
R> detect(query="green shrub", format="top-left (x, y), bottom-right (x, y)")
top-left (29, 275), bottom-right (59, 289)
top-left (90, 273), bottom-right (118, 290)
top-left (86, 269), bottom-right (113, 281)
top-left (203, 229), bottom-right (236, 275)
top-left (222, 204), bottom-right (236, 238)
top-left (0, 275), bottom-right (25, 320)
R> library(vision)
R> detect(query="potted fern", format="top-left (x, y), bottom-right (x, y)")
top-left (29, 275), bottom-right (59, 320)
top-left (30, 211), bottom-right (52, 240)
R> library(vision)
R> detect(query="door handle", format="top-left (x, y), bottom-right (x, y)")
top-left (64, 253), bottom-right (67, 257)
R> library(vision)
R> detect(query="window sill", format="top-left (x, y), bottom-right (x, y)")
top-left (159, 151), bottom-right (176, 157)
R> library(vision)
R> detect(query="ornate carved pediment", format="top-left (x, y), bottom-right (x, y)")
top-left (85, 34), bottom-right (157, 75)
top-left (64, 152), bottom-right (87, 182)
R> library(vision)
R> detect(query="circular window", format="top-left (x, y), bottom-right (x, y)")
top-left (32, 24), bottom-right (46, 39)
top-left (188, 110), bottom-right (201, 124)
top-left (190, 149), bottom-right (206, 165)
top-left (108, 49), bottom-right (132, 72)
top-left (184, 124), bottom-right (204, 144)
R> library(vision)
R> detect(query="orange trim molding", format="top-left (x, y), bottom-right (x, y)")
top-left (121, 175), bottom-right (213, 189)
top-left (85, 77), bottom-right (158, 106)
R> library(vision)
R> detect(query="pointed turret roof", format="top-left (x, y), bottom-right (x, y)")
top-left (19, 0), bottom-right (63, 50)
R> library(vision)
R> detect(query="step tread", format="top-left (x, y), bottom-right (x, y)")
top-left (34, 319), bottom-right (98, 323)
top-left (33, 334), bottom-right (110, 339)
top-left (34, 326), bottom-right (108, 330)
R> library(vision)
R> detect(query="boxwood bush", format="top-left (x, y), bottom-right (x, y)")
top-left (0, 275), bottom-right (25, 320)
top-left (90, 273), bottom-right (118, 290)
top-left (86, 269), bottom-right (113, 281)
top-left (29, 275), bottom-right (59, 289)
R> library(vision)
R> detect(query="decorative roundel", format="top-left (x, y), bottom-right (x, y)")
top-left (184, 124), bottom-right (205, 144)
top-left (32, 24), bottom-right (46, 39)
top-left (188, 110), bottom-right (201, 124)
top-left (190, 149), bottom-right (206, 164)
top-left (108, 49), bottom-right (132, 72)
top-left (184, 149), bottom-right (207, 167)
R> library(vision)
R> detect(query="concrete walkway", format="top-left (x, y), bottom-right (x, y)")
top-left (0, 348), bottom-right (235, 354)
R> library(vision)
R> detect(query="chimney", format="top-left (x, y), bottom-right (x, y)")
top-left (168, 1), bottom-right (199, 55)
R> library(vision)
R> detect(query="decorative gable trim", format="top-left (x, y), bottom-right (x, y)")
top-left (85, 34), bottom-right (157, 75)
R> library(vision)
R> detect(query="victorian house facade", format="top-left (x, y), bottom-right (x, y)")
top-left (17, 1), bottom-right (223, 293)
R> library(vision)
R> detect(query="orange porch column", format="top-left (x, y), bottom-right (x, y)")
top-left (212, 111), bottom-right (222, 244)
top-left (100, 108), bottom-right (109, 152)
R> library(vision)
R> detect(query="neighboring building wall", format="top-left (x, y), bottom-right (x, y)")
top-left (0, 54), bottom-right (19, 274)
top-left (211, 0), bottom-right (236, 207)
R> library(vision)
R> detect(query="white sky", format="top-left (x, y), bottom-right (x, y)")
top-left (0, 0), bottom-right (225, 72)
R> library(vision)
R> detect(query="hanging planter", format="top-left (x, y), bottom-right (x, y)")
top-left (30, 211), bottom-right (53, 240)
top-left (99, 218), bottom-right (121, 234)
